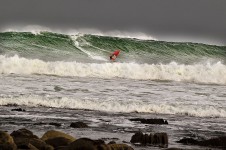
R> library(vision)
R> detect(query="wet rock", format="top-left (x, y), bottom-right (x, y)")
top-left (178, 136), bottom-right (226, 148)
top-left (108, 143), bottom-right (134, 150)
top-left (19, 143), bottom-right (39, 150)
top-left (41, 130), bottom-right (76, 142)
top-left (11, 108), bottom-right (26, 112)
top-left (108, 141), bottom-right (116, 144)
top-left (29, 138), bottom-right (54, 150)
top-left (129, 118), bottom-right (168, 124)
top-left (70, 121), bottom-right (88, 128)
top-left (130, 131), bottom-right (168, 147)
top-left (153, 133), bottom-right (168, 146)
top-left (13, 137), bottom-right (53, 150)
top-left (65, 138), bottom-right (134, 150)
top-left (45, 137), bottom-right (74, 149)
top-left (130, 132), bottom-right (151, 145)
top-left (34, 122), bottom-right (47, 125)
top-left (54, 86), bottom-right (63, 92)
top-left (199, 136), bottom-right (226, 148)
top-left (66, 138), bottom-right (105, 150)
top-left (33, 122), bottom-right (61, 127)
top-left (49, 122), bottom-right (61, 127)
top-left (177, 137), bottom-right (198, 145)
top-left (55, 146), bottom-right (68, 150)
top-left (165, 148), bottom-right (183, 150)
top-left (148, 133), bottom-right (154, 144)
top-left (0, 130), bottom-right (17, 150)
top-left (130, 131), bottom-right (144, 144)
top-left (10, 129), bottom-right (53, 150)
top-left (10, 128), bottom-right (38, 139)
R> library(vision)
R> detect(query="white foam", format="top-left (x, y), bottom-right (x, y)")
top-left (70, 35), bottom-right (107, 61)
top-left (86, 30), bottom-right (158, 41)
top-left (0, 95), bottom-right (225, 118)
top-left (1, 55), bottom-right (226, 84)
top-left (1, 25), bottom-right (51, 35)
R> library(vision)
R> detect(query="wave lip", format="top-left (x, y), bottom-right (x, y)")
top-left (0, 95), bottom-right (225, 118)
top-left (1, 55), bottom-right (226, 85)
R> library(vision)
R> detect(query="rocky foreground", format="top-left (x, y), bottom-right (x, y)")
top-left (1, 127), bottom-right (226, 150)
top-left (0, 128), bottom-right (171, 150)
top-left (1, 128), bottom-right (133, 150)
top-left (1, 111), bottom-right (226, 150)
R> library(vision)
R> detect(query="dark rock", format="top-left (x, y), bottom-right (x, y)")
top-left (100, 137), bottom-right (119, 141)
top-left (129, 118), bottom-right (168, 124)
top-left (17, 143), bottom-right (39, 150)
top-left (6, 104), bottom-right (18, 107)
top-left (13, 137), bottom-right (53, 150)
top-left (148, 133), bottom-right (154, 144)
top-left (45, 137), bottom-right (74, 148)
top-left (177, 136), bottom-right (226, 148)
top-left (65, 138), bottom-right (134, 150)
top-left (41, 130), bottom-right (76, 142)
top-left (199, 136), bottom-right (226, 147)
top-left (29, 138), bottom-right (54, 150)
top-left (55, 146), bottom-right (68, 150)
top-left (34, 122), bottom-right (47, 125)
top-left (70, 121), bottom-right (88, 128)
top-left (177, 137), bottom-right (199, 145)
top-left (11, 108), bottom-right (26, 112)
top-left (130, 132), bottom-right (168, 147)
top-left (153, 133), bottom-right (168, 147)
top-left (66, 138), bottom-right (104, 150)
top-left (49, 122), bottom-right (61, 127)
top-left (130, 131), bottom-right (144, 144)
top-left (130, 132), bottom-right (152, 145)
top-left (108, 143), bottom-right (134, 150)
top-left (0, 130), bottom-right (17, 150)
top-left (108, 141), bottom-right (116, 144)
top-left (165, 148), bottom-right (183, 150)
top-left (54, 86), bottom-right (63, 92)
top-left (10, 128), bottom-right (38, 139)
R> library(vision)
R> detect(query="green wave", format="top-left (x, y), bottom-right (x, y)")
top-left (0, 31), bottom-right (225, 64)
top-left (82, 34), bottom-right (226, 63)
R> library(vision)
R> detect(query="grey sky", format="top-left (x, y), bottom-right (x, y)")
top-left (0, 0), bottom-right (226, 45)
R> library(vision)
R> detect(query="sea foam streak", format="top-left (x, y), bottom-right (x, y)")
top-left (1, 55), bottom-right (226, 84)
top-left (0, 95), bottom-right (225, 118)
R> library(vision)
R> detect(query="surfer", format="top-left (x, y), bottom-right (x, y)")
top-left (110, 50), bottom-right (120, 61)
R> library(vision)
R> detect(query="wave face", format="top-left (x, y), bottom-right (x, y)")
top-left (0, 31), bottom-right (226, 84)
top-left (1, 31), bottom-right (226, 63)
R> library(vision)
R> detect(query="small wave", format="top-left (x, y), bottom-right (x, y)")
top-left (0, 95), bottom-right (225, 118)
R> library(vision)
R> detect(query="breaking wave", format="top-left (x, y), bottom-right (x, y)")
top-left (0, 95), bottom-right (225, 118)
top-left (1, 55), bottom-right (226, 84)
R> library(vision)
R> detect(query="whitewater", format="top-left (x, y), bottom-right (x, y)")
top-left (0, 31), bottom-right (226, 149)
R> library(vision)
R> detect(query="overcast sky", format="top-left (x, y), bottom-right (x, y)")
top-left (0, 0), bottom-right (226, 45)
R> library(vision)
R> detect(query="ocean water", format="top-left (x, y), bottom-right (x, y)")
top-left (0, 31), bottom-right (226, 149)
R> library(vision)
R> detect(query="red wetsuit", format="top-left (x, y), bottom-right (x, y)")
top-left (110, 50), bottom-right (120, 60)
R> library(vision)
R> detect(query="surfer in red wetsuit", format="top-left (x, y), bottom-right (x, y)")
top-left (110, 50), bottom-right (120, 61)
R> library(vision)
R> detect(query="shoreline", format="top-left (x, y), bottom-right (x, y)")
top-left (1, 106), bottom-right (226, 149)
